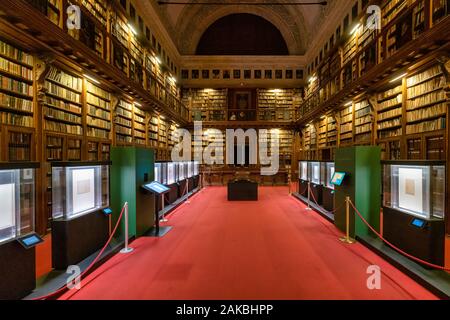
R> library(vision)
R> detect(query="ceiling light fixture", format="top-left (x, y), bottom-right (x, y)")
top-left (158, 1), bottom-right (328, 6)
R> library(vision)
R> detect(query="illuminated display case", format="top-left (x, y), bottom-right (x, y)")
top-left (298, 161), bottom-right (309, 197)
top-left (382, 161), bottom-right (446, 266)
top-left (193, 161), bottom-right (199, 176)
top-left (155, 163), bottom-right (162, 183)
top-left (178, 162), bottom-right (186, 181)
top-left (52, 163), bottom-right (110, 220)
top-left (0, 164), bottom-right (37, 244)
top-left (309, 162), bottom-right (321, 185)
top-left (299, 161), bottom-right (308, 180)
top-left (167, 162), bottom-right (176, 185)
top-left (324, 162), bottom-right (335, 190)
top-left (187, 161), bottom-right (193, 178)
top-left (0, 163), bottom-right (39, 300)
top-left (383, 162), bottom-right (445, 219)
top-left (321, 162), bottom-right (335, 213)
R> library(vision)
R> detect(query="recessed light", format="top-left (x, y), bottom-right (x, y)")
top-left (84, 74), bottom-right (99, 84)
top-left (390, 73), bottom-right (407, 83)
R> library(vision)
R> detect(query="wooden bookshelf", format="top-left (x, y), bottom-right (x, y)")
top-left (339, 104), bottom-right (353, 146)
top-left (318, 117), bottom-right (327, 149)
top-left (25, 0), bottom-right (62, 27)
top-left (354, 99), bottom-right (373, 144)
top-left (133, 103), bottom-right (146, 146)
top-left (326, 115), bottom-right (337, 147)
top-left (148, 113), bottom-right (159, 148)
top-left (86, 80), bottom-right (112, 141)
top-left (257, 89), bottom-right (299, 121)
top-left (43, 66), bottom-right (83, 136)
top-left (376, 84), bottom-right (403, 140)
top-left (405, 65), bottom-right (447, 135)
top-left (114, 99), bottom-right (133, 145)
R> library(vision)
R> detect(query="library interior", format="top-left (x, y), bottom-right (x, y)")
top-left (0, 0), bottom-right (449, 301)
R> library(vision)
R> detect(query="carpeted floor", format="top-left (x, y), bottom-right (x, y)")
top-left (60, 187), bottom-right (437, 300)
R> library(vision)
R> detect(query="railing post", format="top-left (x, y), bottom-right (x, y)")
top-left (120, 202), bottom-right (134, 254)
top-left (339, 196), bottom-right (356, 244)
top-left (305, 182), bottom-right (312, 211)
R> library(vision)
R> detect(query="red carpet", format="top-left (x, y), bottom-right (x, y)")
top-left (61, 187), bottom-right (437, 300)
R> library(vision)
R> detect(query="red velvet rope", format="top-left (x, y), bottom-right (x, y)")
top-left (32, 203), bottom-right (127, 300)
top-left (349, 200), bottom-right (450, 272)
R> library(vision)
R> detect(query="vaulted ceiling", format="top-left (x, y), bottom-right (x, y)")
top-left (147, 0), bottom-right (338, 56)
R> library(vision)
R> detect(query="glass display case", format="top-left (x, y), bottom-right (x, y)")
top-left (193, 161), bottom-right (199, 176)
top-left (187, 161), bottom-right (193, 178)
top-left (154, 162), bottom-right (162, 183)
top-left (167, 162), bottom-right (176, 185)
top-left (383, 162), bottom-right (446, 219)
top-left (0, 165), bottom-right (37, 244)
top-left (309, 162), bottom-right (321, 185)
top-left (178, 162), bottom-right (186, 181)
top-left (299, 161), bottom-right (308, 181)
top-left (323, 162), bottom-right (335, 189)
top-left (52, 163), bottom-right (110, 220)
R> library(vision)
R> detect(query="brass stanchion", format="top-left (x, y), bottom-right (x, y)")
top-left (305, 182), bottom-right (312, 211)
top-left (340, 196), bottom-right (356, 244)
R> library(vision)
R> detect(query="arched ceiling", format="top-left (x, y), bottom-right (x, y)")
top-left (151, 0), bottom-right (338, 56)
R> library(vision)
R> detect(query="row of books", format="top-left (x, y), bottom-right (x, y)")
top-left (377, 117), bottom-right (401, 130)
top-left (116, 135), bottom-right (133, 144)
top-left (115, 126), bottom-right (132, 135)
top-left (379, 127), bottom-right (402, 140)
top-left (134, 123), bottom-right (145, 132)
top-left (87, 127), bottom-right (110, 139)
top-left (45, 81), bottom-right (81, 103)
top-left (88, 105), bottom-right (110, 120)
top-left (378, 107), bottom-right (402, 121)
top-left (46, 67), bottom-right (82, 91)
top-left (407, 66), bottom-right (442, 87)
top-left (378, 86), bottom-right (402, 101)
top-left (81, 0), bottom-right (108, 27)
top-left (407, 76), bottom-right (446, 99)
top-left (134, 131), bottom-right (146, 139)
top-left (406, 117), bottom-right (446, 134)
top-left (44, 106), bottom-right (82, 124)
top-left (340, 123), bottom-right (353, 134)
top-left (407, 90), bottom-right (446, 110)
top-left (355, 123), bottom-right (372, 135)
top-left (0, 92), bottom-right (33, 111)
top-left (0, 57), bottom-right (33, 79)
top-left (87, 94), bottom-right (111, 110)
top-left (0, 39), bottom-right (33, 66)
top-left (382, 0), bottom-right (408, 27)
top-left (45, 96), bottom-right (81, 114)
top-left (355, 114), bottom-right (372, 126)
top-left (116, 107), bottom-right (132, 119)
top-left (406, 103), bottom-right (447, 122)
top-left (87, 82), bottom-right (111, 100)
top-left (44, 119), bottom-right (83, 135)
top-left (0, 75), bottom-right (34, 96)
top-left (87, 115), bottom-right (111, 130)
top-left (378, 94), bottom-right (402, 111)
top-left (0, 112), bottom-right (33, 127)
top-left (115, 116), bottom-right (132, 127)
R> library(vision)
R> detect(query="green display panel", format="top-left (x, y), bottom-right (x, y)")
top-left (110, 147), bottom-right (155, 238)
top-left (334, 146), bottom-right (381, 238)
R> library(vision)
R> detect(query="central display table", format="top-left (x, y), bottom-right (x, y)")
top-left (227, 180), bottom-right (258, 201)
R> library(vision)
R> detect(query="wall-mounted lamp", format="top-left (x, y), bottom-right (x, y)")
top-left (389, 73), bottom-right (407, 83)
top-left (128, 24), bottom-right (137, 36)
top-left (84, 74), bottom-right (99, 84)
top-left (350, 23), bottom-right (361, 36)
